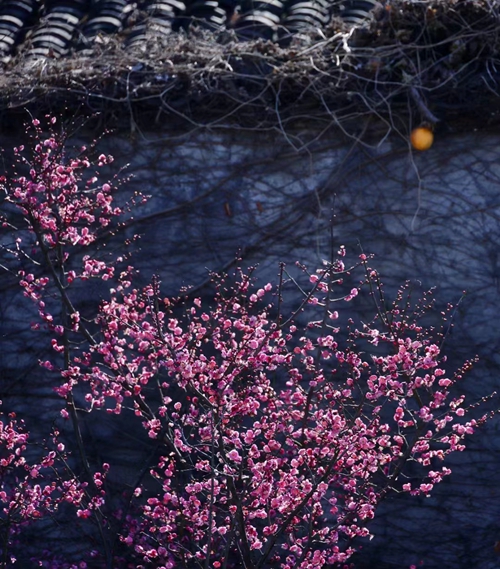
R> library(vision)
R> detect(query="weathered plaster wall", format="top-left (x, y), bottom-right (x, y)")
top-left (102, 128), bottom-right (500, 568)
top-left (1, 125), bottom-right (500, 567)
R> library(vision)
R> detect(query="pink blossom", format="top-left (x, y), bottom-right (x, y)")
top-left (227, 449), bottom-right (242, 463)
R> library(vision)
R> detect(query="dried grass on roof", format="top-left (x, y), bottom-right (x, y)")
top-left (1, 0), bottom-right (499, 135)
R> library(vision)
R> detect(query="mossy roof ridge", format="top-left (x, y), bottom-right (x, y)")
top-left (1, 0), bottom-right (499, 133)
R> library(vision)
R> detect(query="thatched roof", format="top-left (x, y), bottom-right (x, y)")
top-left (1, 0), bottom-right (499, 135)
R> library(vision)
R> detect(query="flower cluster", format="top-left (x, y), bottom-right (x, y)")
top-left (0, 410), bottom-right (90, 565)
top-left (87, 263), bottom-right (485, 569)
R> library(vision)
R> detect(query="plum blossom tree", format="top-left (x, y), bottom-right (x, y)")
top-left (0, 116), bottom-right (491, 568)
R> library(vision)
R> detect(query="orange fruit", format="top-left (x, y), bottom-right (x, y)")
top-left (410, 127), bottom-right (434, 151)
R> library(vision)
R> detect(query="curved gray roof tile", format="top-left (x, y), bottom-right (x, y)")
top-left (0, 0), bottom-right (379, 59)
